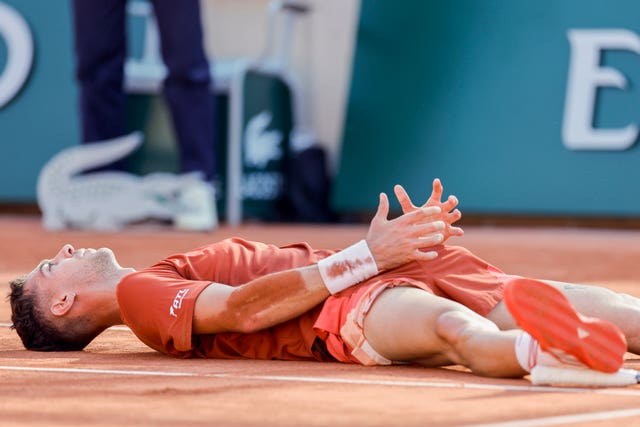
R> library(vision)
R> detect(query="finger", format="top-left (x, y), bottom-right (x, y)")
top-left (433, 178), bottom-right (443, 195)
top-left (448, 226), bottom-right (464, 237)
top-left (396, 205), bottom-right (442, 227)
top-left (417, 232), bottom-right (444, 246)
top-left (427, 178), bottom-right (444, 205)
top-left (413, 249), bottom-right (438, 261)
top-left (411, 220), bottom-right (446, 236)
top-left (372, 192), bottom-right (390, 223)
top-left (440, 195), bottom-right (459, 213)
top-left (444, 209), bottom-right (462, 224)
top-left (421, 205), bottom-right (442, 215)
top-left (407, 205), bottom-right (442, 224)
top-left (394, 184), bottom-right (416, 213)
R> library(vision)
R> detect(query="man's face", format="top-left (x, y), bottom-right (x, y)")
top-left (25, 244), bottom-right (120, 298)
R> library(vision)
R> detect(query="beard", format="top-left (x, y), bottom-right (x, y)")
top-left (76, 248), bottom-right (121, 282)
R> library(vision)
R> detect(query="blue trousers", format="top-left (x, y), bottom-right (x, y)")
top-left (71, 0), bottom-right (216, 179)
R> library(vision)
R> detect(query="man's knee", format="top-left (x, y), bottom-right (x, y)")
top-left (434, 310), bottom-right (514, 377)
top-left (435, 310), bottom-right (498, 351)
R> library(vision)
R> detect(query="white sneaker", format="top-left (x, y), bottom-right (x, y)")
top-left (530, 364), bottom-right (640, 387)
top-left (526, 342), bottom-right (640, 387)
top-left (174, 180), bottom-right (218, 231)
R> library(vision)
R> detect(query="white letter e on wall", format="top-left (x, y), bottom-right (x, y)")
top-left (563, 29), bottom-right (640, 150)
top-left (0, 2), bottom-right (33, 109)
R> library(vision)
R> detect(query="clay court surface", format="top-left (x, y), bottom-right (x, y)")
top-left (2, 215), bottom-right (640, 426)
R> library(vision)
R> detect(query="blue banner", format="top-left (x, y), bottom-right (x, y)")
top-left (0, 0), bottom-right (79, 201)
top-left (335, 0), bottom-right (640, 216)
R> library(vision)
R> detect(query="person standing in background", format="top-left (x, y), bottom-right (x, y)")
top-left (71, 0), bottom-right (217, 230)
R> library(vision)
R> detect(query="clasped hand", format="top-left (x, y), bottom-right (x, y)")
top-left (365, 178), bottom-right (463, 271)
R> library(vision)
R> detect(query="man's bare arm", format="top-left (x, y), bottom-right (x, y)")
top-left (193, 190), bottom-right (458, 334)
top-left (194, 266), bottom-right (329, 334)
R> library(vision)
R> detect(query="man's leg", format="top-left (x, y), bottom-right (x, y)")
top-left (486, 280), bottom-right (640, 354)
top-left (363, 287), bottom-right (526, 378)
top-left (152, 0), bottom-right (216, 181)
top-left (71, 0), bottom-right (128, 171)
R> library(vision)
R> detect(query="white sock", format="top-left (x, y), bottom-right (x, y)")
top-left (514, 332), bottom-right (539, 372)
top-left (514, 331), bottom-right (583, 372)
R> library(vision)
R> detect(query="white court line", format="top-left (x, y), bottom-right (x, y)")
top-left (2, 323), bottom-right (640, 398)
top-left (464, 408), bottom-right (640, 427)
top-left (2, 368), bottom-right (639, 426)
top-left (1, 365), bottom-right (640, 397)
top-left (0, 322), bottom-right (130, 331)
top-left (0, 366), bottom-right (197, 377)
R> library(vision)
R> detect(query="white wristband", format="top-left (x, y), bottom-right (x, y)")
top-left (318, 240), bottom-right (379, 294)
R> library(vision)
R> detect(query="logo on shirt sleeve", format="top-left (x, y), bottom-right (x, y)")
top-left (169, 289), bottom-right (190, 318)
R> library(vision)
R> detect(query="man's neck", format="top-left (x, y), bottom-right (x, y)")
top-left (103, 267), bottom-right (136, 327)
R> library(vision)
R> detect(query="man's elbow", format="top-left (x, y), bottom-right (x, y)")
top-left (233, 311), bottom-right (267, 334)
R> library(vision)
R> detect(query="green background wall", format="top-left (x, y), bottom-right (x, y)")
top-left (3, 0), bottom-right (640, 219)
top-left (0, 1), bottom-right (173, 202)
top-left (335, 0), bottom-right (640, 216)
top-left (0, 0), bottom-right (79, 201)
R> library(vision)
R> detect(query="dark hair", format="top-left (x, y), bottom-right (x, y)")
top-left (8, 276), bottom-right (97, 351)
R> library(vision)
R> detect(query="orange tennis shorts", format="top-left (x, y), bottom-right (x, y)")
top-left (313, 245), bottom-right (518, 365)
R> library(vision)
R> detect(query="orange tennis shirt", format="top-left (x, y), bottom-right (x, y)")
top-left (116, 238), bottom-right (508, 361)
top-left (117, 237), bottom-right (333, 359)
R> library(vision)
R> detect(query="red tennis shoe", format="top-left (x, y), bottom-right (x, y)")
top-left (504, 278), bottom-right (627, 373)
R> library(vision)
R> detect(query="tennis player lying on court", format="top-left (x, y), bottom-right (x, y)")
top-left (9, 179), bottom-right (640, 387)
